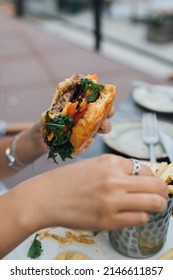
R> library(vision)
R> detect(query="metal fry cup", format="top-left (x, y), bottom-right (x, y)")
top-left (109, 197), bottom-right (173, 258)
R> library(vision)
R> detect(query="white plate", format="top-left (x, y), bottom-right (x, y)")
top-left (3, 222), bottom-right (173, 260)
top-left (132, 85), bottom-right (173, 113)
top-left (102, 120), bottom-right (173, 160)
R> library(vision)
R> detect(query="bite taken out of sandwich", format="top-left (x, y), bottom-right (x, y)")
top-left (41, 73), bottom-right (116, 164)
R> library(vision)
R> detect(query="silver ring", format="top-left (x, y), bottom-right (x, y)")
top-left (130, 158), bottom-right (141, 175)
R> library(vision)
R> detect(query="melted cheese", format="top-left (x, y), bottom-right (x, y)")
top-left (47, 103), bottom-right (72, 141)
top-left (48, 112), bottom-right (59, 119)
top-left (47, 131), bottom-right (54, 141)
top-left (61, 102), bottom-right (71, 115)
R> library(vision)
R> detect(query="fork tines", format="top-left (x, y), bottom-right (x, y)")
top-left (142, 113), bottom-right (158, 141)
top-left (142, 113), bottom-right (159, 162)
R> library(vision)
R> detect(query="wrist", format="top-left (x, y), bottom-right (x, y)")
top-left (12, 121), bottom-right (48, 166)
top-left (12, 178), bottom-right (47, 234)
top-left (30, 120), bottom-right (48, 156)
top-left (5, 134), bottom-right (28, 170)
top-left (24, 169), bottom-right (66, 229)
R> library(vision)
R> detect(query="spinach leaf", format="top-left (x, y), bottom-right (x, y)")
top-left (46, 114), bottom-right (74, 164)
top-left (46, 114), bottom-right (73, 137)
top-left (48, 141), bottom-right (73, 164)
top-left (27, 234), bottom-right (43, 259)
top-left (81, 78), bottom-right (103, 102)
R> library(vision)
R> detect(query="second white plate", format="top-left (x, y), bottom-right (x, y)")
top-left (102, 120), bottom-right (173, 160)
top-left (132, 85), bottom-right (173, 113)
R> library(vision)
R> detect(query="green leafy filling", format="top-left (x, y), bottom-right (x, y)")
top-left (81, 78), bottom-right (103, 102)
top-left (46, 114), bottom-right (74, 164)
top-left (27, 234), bottom-right (43, 259)
top-left (46, 78), bottom-right (103, 164)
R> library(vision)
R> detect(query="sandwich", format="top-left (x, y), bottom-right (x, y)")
top-left (42, 73), bottom-right (116, 164)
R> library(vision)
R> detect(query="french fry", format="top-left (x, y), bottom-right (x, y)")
top-left (150, 162), bottom-right (168, 177)
top-left (168, 185), bottom-right (173, 195)
top-left (150, 163), bottom-right (161, 174)
top-left (155, 162), bottom-right (168, 177)
top-left (159, 163), bottom-right (173, 184)
top-left (157, 248), bottom-right (173, 260)
top-left (151, 162), bottom-right (173, 196)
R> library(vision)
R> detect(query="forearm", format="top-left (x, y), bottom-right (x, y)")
top-left (0, 179), bottom-right (41, 258)
top-left (0, 154), bottom-right (168, 258)
top-left (0, 121), bottom-right (48, 179)
top-left (6, 122), bottom-right (34, 135)
top-left (0, 163), bottom-right (85, 258)
top-left (0, 169), bottom-right (64, 259)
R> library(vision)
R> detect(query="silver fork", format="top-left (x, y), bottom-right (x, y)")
top-left (142, 113), bottom-right (159, 162)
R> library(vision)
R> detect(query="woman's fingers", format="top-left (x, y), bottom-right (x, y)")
top-left (97, 106), bottom-right (115, 134)
top-left (97, 192), bottom-right (167, 230)
top-left (108, 106), bottom-right (115, 118)
top-left (101, 106), bottom-right (115, 120)
top-left (114, 157), bottom-right (168, 197)
top-left (105, 155), bottom-right (153, 177)
top-left (123, 175), bottom-right (168, 198)
top-left (78, 139), bottom-right (94, 154)
top-left (118, 157), bottom-right (153, 176)
top-left (119, 193), bottom-right (167, 213)
top-left (98, 119), bottom-right (112, 134)
top-left (112, 211), bottom-right (149, 229)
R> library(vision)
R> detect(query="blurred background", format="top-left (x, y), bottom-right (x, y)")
top-left (0, 0), bottom-right (173, 187)
top-left (1, 2), bottom-right (173, 260)
top-left (1, 0), bottom-right (173, 78)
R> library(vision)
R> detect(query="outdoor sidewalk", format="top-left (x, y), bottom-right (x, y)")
top-left (0, 10), bottom-right (164, 187)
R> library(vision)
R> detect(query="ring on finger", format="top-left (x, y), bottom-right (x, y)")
top-left (130, 158), bottom-right (141, 175)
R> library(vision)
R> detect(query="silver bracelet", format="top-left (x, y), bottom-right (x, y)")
top-left (5, 133), bottom-right (28, 170)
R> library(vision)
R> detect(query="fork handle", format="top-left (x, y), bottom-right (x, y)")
top-left (149, 144), bottom-right (157, 163)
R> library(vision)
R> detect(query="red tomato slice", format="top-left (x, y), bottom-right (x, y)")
top-left (73, 103), bottom-right (88, 124)
top-left (67, 102), bottom-right (78, 117)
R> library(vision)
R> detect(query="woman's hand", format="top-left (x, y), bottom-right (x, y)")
top-left (26, 154), bottom-right (167, 232)
top-left (97, 106), bottom-right (115, 134)
top-left (22, 106), bottom-right (114, 159)
top-left (0, 154), bottom-right (168, 257)
top-left (78, 106), bottom-right (115, 153)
